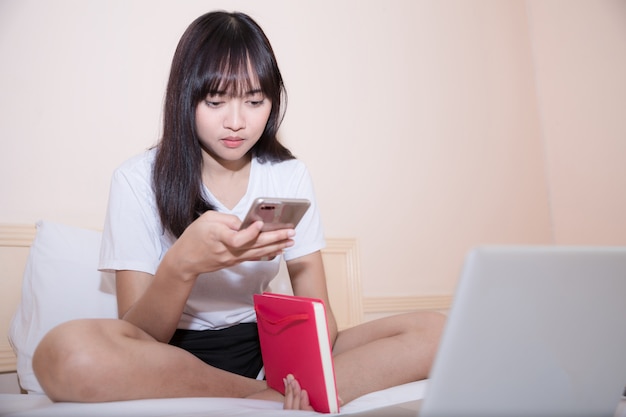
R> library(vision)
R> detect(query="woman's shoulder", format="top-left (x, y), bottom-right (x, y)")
top-left (250, 157), bottom-right (314, 195)
top-left (253, 156), bottom-right (308, 175)
top-left (114, 148), bottom-right (156, 176)
top-left (110, 148), bottom-right (156, 188)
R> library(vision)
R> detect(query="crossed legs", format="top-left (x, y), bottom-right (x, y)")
top-left (32, 311), bottom-right (445, 404)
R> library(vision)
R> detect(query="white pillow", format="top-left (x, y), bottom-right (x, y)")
top-left (8, 220), bottom-right (118, 394)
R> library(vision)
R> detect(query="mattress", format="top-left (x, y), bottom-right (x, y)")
top-left (0, 380), bottom-right (427, 416)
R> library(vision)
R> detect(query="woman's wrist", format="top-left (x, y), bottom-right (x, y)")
top-left (158, 246), bottom-right (200, 284)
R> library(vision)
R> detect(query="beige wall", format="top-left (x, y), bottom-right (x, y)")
top-left (1, 0), bottom-right (624, 304)
top-left (527, 0), bottom-right (626, 246)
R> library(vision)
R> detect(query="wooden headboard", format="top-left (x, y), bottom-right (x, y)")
top-left (0, 223), bottom-right (363, 373)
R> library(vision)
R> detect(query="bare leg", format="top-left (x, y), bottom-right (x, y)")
top-left (331, 311), bottom-right (446, 404)
top-left (33, 318), bottom-right (268, 402)
top-left (33, 312), bottom-right (444, 406)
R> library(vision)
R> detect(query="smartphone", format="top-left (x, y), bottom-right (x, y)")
top-left (240, 198), bottom-right (311, 232)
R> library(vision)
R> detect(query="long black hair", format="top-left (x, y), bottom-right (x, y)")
top-left (153, 11), bottom-right (294, 238)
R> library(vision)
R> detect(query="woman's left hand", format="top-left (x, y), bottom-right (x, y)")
top-left (283, 374), bottom-right (314, 411)
top-left (244, 375), bottom-right (313, 411)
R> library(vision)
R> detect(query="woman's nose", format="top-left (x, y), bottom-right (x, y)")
top-left (224, 103), bottom-right (245, 131)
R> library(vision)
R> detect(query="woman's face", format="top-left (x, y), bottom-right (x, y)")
top-left (195, 84), bottom-right (272, 168)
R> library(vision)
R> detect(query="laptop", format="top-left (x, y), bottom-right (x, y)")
top-left (352, 246), bottom-right (626, 417)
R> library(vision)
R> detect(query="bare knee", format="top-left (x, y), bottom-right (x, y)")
top-left (33, 319), bottom-right (137, 402)
top-left (403, 310), bottom-right (447, 346)
top-left (407, 310), bottom-right (447, 373)
top-left (372, 311), bottom-right (446, 374)
top-left (411, 310), bottom-right (447, 335)
top-left (383, 310), bottom-right (447, 339)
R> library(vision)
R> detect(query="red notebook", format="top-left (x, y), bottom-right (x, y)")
top-left (254, 292), bottom-right (340, 413)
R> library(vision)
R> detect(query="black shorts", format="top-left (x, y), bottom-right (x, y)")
top-left (168, 322), bottom-right (263, 379)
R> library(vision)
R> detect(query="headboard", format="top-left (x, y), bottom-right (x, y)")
top-left (0, 224), bottom-right (35, 373)
top-left (0, 223), bottom-right (363, 374)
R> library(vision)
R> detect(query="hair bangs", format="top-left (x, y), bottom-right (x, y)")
top-left (199, 41), bottom-right (269, 99)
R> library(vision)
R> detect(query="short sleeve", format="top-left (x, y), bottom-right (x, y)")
top-left (249, 159), bottom-right (325, 261)
top-left (98, 150), bottom-right (168, 274)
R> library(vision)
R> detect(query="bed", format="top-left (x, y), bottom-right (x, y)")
top-left (0, 221), bottom-right (427, 416)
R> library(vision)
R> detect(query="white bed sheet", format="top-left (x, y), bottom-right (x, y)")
top-left (0, 380), bottom-right (427, 417)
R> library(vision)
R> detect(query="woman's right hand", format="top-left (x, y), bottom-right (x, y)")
top-left (119, 211), bottom-right (295, 341)
top-left (164, 210), bottom-right (295, 281)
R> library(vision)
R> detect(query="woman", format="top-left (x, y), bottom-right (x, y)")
top-left (32, 10), bottom-right (445, 410)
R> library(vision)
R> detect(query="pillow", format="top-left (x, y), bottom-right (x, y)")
top-left (8, 220), bottom-right (118, 394)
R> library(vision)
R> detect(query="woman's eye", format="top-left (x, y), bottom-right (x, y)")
top-left (248, 99), bottom-right (265, 107)
top-left (205, 100), bottom-right (223, 107)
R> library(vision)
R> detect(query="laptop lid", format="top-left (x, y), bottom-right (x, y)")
top-left (420, 246), bottom-right (626, 417)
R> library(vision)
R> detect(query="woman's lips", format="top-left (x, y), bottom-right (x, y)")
top-left (221, 137), bottom-right (244, 148)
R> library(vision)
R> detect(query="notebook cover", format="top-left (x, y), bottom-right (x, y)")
top-left (254, 292), bottom-right (339, 413)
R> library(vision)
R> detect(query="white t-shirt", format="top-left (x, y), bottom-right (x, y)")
top-left (99, 148), bottom-right (325, 330)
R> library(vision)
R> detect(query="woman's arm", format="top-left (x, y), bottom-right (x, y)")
top-left (286, 251), bottom-right (338, 345)
top-left (117, 211), bottom-right (296, 342)
top-left (116, 267), bottom-right (195, 343)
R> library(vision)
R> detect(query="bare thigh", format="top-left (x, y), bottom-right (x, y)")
top-left (33, 319), bottom-right (157, 399)
top-left (33, 318), bottom-right (265, 402)
top-left (332, 311), bottom-right (446, 356)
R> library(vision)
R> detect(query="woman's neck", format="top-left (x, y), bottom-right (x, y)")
top-left (202, 153), bottom-right (252, 210)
